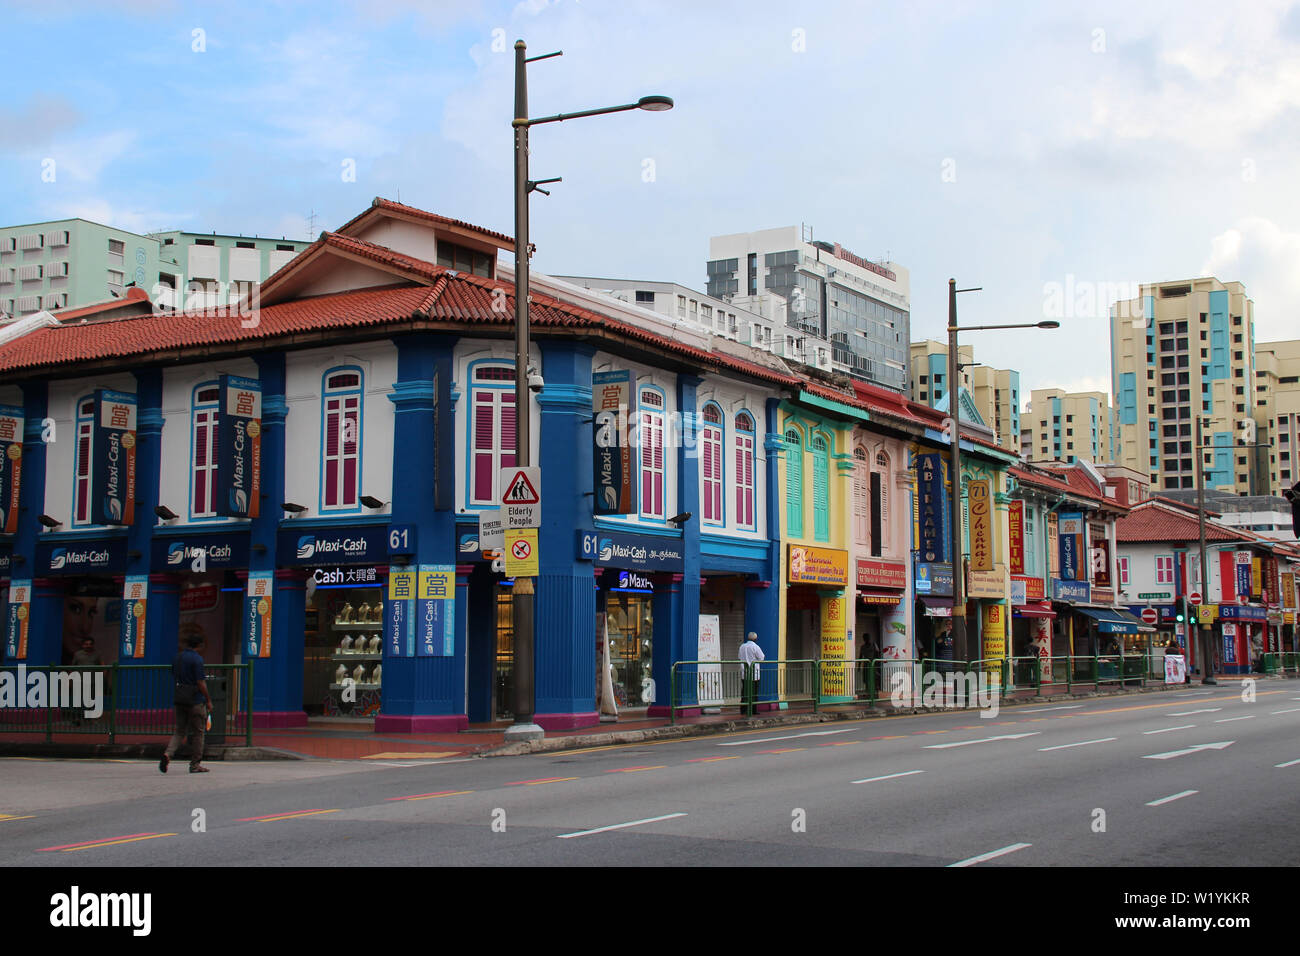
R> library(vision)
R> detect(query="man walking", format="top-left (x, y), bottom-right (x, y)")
top-left (161, 633), bottom-right (211, 774)
top-left (738, 631), bottom-right (765, 717)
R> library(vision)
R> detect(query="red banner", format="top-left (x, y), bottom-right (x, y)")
top-left (856, 559), bottom-right (906, 590)
top-left (1008, 500), bottom-right (1024, 575)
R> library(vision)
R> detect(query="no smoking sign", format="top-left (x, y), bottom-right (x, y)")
top-left (505, 529), bottom-right (539, 578)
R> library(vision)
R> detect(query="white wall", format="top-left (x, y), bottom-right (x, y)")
top-left (453, 339), bottom-right (541, 513)
top-left (591, 351), bottom-right (677, 530)
top-left (44, 373), bottom-right (137, 527)
top-left (694, 374), bottom-right (768, 541)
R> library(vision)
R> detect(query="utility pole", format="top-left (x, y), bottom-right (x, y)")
top-left (947, 279), bottom-right (967, 663)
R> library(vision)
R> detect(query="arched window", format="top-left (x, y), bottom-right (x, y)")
top-left (72, 396), bottom-right (94, 525)
top-left (701, 403), bottom-right (723, 525)
top-left (469, 361), bottom-right (516, 506)
top-left (852, 446), bottom-right (868, 544)
top-left (785, 426), bottom-right (803, 538)
top-left (322, 367), bottom-right (363, 511)
top-left (871, 449), bottom-right (889, 556)
top-left (734, 411), bottom-right (756, 530)
top-left (811, 432), bottom-right (829, 542)
top-left (191, 383), bottom-right (220, 519)
top-left (639, 387), bottom-right (666, 519)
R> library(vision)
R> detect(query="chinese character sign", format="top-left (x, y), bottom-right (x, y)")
top-left (216, 374), bottom-right (262, 518)
top-left (968, 479), bottom-right (993, 572)
top-left (386, 570), bottom-right (416, 657)
top-left (0, 405), bottom-right (22, 535)
top-left (4, 581), bottom-right (31, 659)
top-left (592, 370), bottom-right (634, 514)
top-left (417, 565), bottom-right (455, 657)
top-left (1089, 523), bottom-right (1111, 588)
top-left (244, 572), bottom-right (273, 658)
top-left (92, 389), bottom-right (137, 525)
top-left (120, 575), bottom-right (148, 660)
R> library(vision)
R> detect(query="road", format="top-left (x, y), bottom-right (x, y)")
top-left (3, 682), bottom-right (1300, 867)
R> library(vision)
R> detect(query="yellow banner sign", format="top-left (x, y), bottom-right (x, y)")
top-left (968, 479), bottom-right (993, 572)
top-left (788, 545), bottom-right (849, 586)
top-left (820, 594), bottom-right (847, 697)
top-left (1197, 604), bottom-right (1218, 624)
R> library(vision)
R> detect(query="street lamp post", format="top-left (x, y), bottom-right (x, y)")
top-left (945, 277), bottom-right (1057, 665)
top-left (506, 40), bottom-right (672, 742)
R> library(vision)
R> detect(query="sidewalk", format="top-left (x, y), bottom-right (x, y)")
top-left (0, 673), bottom-right (1281, 762)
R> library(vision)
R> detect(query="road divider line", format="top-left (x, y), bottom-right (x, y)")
top-left (758, 748), bottom-right (804, 754)
top-left (1271, 707), bottom-right (1300, 715)
top-left (685, 756), bottom-right (739, 763)
top-left (717, 729), bottom-right (853, 747)
top-left (1146, 790), bottom-right (1198, 806)
top-left (1215, 715), bottom-right (1256, 723)
top-left (924, 733), bottom-right (1040, 750)
top-left (557, 812), bottom-right (687, 839)
top-left (239, 809), bottom-right (341, 823)
top-left (1169, 708), bottom-right (1222, 716)
top-left (948, 843), bottom-right (1032, 867)
top-left (39, 833), bottom-right (175, 852)
top-left (386, 790), bottom-right (474, 801)
top-left (1144, 724), bottom-right (1196, 734)
top-left (852, 770), bottom-right (925, 784)
top-left (605, 766), bottom-right (666, 773)
top-left (1019, 705), bottom-right (1084, 713)
top-left (0, 814), bottom-right (36, 822)
top-left (1275, 759), bottom-right (1300, 768)
top-left (1038, 737), bottom-right (1117, 752)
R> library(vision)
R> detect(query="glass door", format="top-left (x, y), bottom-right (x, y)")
top-left (607, 594), bottom-right (653, 708)
top-left (494, 588), bottom-right (514, 720)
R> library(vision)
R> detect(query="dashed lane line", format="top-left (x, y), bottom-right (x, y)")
top-left (39, 833), bottom-right (176, 852)
top-left (948, 843), bottom-right (1032, 867)
top-left (1144, 724), bottom-right (1196, 734)
top-left (1038, 737), bottom-right (1116, 752)
top-left (924, 733), bottom-right (1040, 750)
top-left (852, 770), bottom-right (925, 784)
top-left (556, 812), bottom-right (688, 839)
top-left (1146, 790), bottom-right (1199, 806)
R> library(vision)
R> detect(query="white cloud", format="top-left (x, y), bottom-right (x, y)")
top-left (57, 198), bottom-right (191, 235)
top-left (1201, 217), bottom-right (1300, 340)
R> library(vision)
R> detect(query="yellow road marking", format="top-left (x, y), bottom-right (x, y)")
top-left (0, 814), bottom-right (36, 822)
top-left (362, 751), bottom-right (461, 760)
top-left (60, 834), bottom-right (177, 852)
top-left (402, 790), bottom-right (474, 801)
top-left (243, 809), bottom-right (341, 823)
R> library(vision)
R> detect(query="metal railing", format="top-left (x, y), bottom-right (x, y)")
top-left (1262, 652), bottom-right (1300, 675)
top-left (0, 663), bottom-right (253, 746)
top-left (668, 660), bottom-right (817, 723)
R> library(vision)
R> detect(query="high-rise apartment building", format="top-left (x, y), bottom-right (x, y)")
top-left (908, 339), bottom-right (1019, 451)
top-left (1020, 388), bottom-right (1116, 464)
top-left (0, 217), bottom-right (309, 319)
top-left (706, 227), bottom-right (910, 390)
top-left (1254, 339), bottom-right (1300, 495)
top-left (1111, 277), bottom-right (1257, 494)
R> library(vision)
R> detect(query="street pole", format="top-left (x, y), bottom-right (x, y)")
top-left (947, 279), bottom-right (967, 664)
top-left (1195, 414), bottom-right (1216, 685)
top-left (507, 40), bottom-right (542, 741)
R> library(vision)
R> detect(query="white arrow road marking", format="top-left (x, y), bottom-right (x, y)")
top-left (1038, 737), bottom-right (1116, 752)
top-left (948, 843), bottom-right (1032, 867)
top-left (1271, 707), bottom-right (1300, 715)
top-left (924, 733), bottom-right (1040, 749)
top-left (557, 813), bottom-right (687, 839)
top-left (1144, 724), bottom-right (1196, 734)
top-left (1146, 790), bottom-right (1199, 806)
top-left (852, 770), bottom-right (925, 784)
top-left (1168, 708), bottom-right (1222, 716)
top-left (1142, 741), bottom-right (1234, 760)
top-left (1017, 705), bottom-right (1084, 713)
top-left (1215, 715), bottom-right (1255, 722)
top-left (718, 729), bottom-right (854, 746)
top-left (1275, 759), bottom-right (1300, 768)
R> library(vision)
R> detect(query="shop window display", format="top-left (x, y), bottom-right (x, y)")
top-left (305, 576), bottom-right (384, 717)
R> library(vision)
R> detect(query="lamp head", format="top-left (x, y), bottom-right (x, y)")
top-left (1037, 320), bottom-right (1061, 329)
top-left (637, 95), bottom-right (674, 112)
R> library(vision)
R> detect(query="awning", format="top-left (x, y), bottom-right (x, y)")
top-left (1077, 606), bottom-right (1155, 634)
top-left (919, 597), bottom-right (953, 617)
top-left (858, 590), bottom-right (903, 605)
top-left (1014, 603), bottom-right (1056, 619)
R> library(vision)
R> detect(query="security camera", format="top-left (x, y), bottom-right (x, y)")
top-left (527, 366), bottom-right (545, 393)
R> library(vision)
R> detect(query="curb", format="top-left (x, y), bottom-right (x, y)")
top-left (0, 742), bottom-right (298, 761)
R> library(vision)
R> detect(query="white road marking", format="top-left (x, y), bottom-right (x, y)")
top-left (1215, 715), bottom-right (1256, 723)
top-left (1275, 759), bottom-right (1300, 768)
top-left (557, 812), bottom-right (688, 839)
top-left (948, 843), bottom-right (1032, 867)
top-left (1017, 705), bottom-right (1084, 713)
top-left (1177, 691), bottom-right (1214, 697)
top-left (717, 729), bottom-right (854, 747)
top-left (1144, 724), bottom-right (1196, 734)
top-left (1271, 708), bottom-right (1300, 715)
top-left (1142, 741), bottom-right (1234, 760)
top-left (852, 770), bottom-right (925, 784)
top-left (1038, 737), bottom-right (1117, 752)
top-left (924, 733), bottom-right (1039, 750)
top-left (1168, 708), bottom-right (1222, 716)
top-left (1146, 790), bottom-right (1199, 806)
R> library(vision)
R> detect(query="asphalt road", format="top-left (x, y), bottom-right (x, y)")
top-left (4, 681), bottom-right (1300, 867)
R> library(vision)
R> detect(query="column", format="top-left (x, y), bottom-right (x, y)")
top-left (7, 382), bottom-right (49, 663)
top-left (127, 369), bottom-right (172, 664)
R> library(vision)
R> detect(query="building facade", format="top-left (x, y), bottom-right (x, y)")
top-left (1020, 388), bottom-right (1116, 464)
top-left (909, 339), bottom-right (1019, 452)
top-left (1253, 339), bottom-right (1300, 496)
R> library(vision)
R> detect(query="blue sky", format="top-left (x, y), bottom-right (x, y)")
top-left (4, 0), bottom-right (1299, 402)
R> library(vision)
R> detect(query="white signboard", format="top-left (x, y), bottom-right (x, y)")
top-left (479, 513), bottom-right (505, 551)
top-left (697, 614), bottom-right (723, 708)
top-left (498, 466), bottom-right (541, 529)
top-left (1164, 653), bottom-right (1186, 684)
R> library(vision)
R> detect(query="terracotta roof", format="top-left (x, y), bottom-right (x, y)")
top-left (53, 285), bottom-right (151, 321)
top-left (1117, 500), bottom-right (1247, 544)
top-left (335, 197), bottom-right (515, 248)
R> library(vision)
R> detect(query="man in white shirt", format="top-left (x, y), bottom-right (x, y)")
top-left (738, 632), bottom-right (765, 716)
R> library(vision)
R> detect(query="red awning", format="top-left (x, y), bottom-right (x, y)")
top-left (1014, 604), bottom-right (1057, 619)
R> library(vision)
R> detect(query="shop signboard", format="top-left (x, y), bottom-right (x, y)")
top-left (1010, 578), bottom-right (1026, 605)
top-left (576, 530), bottom-right (685, 571)
top-left (1222, 623), bottom-right (1237, 664)
top-left (856, 559), bottom-right (906, 590)
top-left (1012, 575), bottom-right (1046, 602)
top-left (982, 603), bottom-right (1006, 689)
top-left (788, 545), bottom-right (849, 587)
top-left (416, 565), bottom-right (454, 657)
top-left (968, 566), bottom-right (1006, 600)
top-left (310, 566), bottom-right (379, 585)
top-left (1251, 557), bottom-right (1263, 600)
top-left (4, 580), bottom-right (31, 659)
top-left (697, 614), bottom-right (723, 707)
top-left (278, 526), bottom-right (388, 567)
top-left (1235, 551), bottom-right (1252, 600)
top-left (1057, 513), bottom-right (1083, 581)
top-left (1197, 603), bottom-right (1218, 624)
top-left (214, 375), bottom-right (261, 518)
top-left (120, 575), bottom-right (148, 660)
top-left (968, 479), bottom-right (993, 572)
top-left (914, 562), bottom-right (953, 596)
top-left (385, 569), bottom-right (416, 657)
top-left (1047, 512), bottom-right (1059, 577)
top-left (154, 533), bottom-right (248, 571)
top-left (244, 572), bottom-right (273, 658)
top-left (1219, 605), bottom-right (1267, 622)
top-left (916, 453), bottom-right (947, 563)
top-left (38, 538), bottom-right (127, 575)
top-left (1283, 572), bottom-right (1297, 610)
top-left (91, 389), bottom-right (137, 526)
top-left (1052, 578), bottom-right (1090, 602)
top-left (1089, 524), bottom-right (1111, 588)
top-left (1007, 500), bottom-right (1024, 575)
top-left (0, 404), bottom-right (23, 535)
top-left (820, 594), bottom-right (847, 698)
top-left (592, 370), bottom-right (634, 515)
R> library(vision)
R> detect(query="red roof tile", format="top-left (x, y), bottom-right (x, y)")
top-left (1117, 500), bottom-right (1246, 544)
top-left (335, 197), bottom-right (515, 248)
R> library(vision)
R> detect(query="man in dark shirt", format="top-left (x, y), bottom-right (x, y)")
top-left (160, 634), bottom-right (211, 774)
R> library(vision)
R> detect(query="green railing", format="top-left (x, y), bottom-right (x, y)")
top-left (1262, 652), bottom-right (1300, 675)
top-left (668, 660), bottom-right (817, 724)
top-left (0, 663), bottom-right (253, 746)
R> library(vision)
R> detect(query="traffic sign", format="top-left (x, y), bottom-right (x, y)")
top-left (1189, 591), bottom-right (1202, 605)
top-left (499, 467), bottom-right (541, 529)
top-left (505, 528), bottom-right (539, 577)
top-left (1141, 608), bottom-right (1159, 625)
top-left (479, 513), bottom-right (504, 551)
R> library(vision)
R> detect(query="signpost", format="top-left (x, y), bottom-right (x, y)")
top-left (499, 466), bottom-right (541, 530)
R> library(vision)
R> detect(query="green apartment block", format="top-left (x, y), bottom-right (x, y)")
top-left (0, 218), bottom-right (310, 319)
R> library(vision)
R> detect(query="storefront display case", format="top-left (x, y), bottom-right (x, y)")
top-left (304, 585), bottom-right (385, 717)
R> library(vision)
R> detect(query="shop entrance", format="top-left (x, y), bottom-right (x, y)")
top-left (304, 571), bottom-right (384, 718)
top-left (605, 593), bottom-right (653, 709)
top-left (494, 587), bottom-right (514, 720)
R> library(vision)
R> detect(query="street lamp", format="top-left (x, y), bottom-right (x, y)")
top-left (506, 40), bottom-right (673, 742)
top-left (946, 278), bottom-right (1057, 665)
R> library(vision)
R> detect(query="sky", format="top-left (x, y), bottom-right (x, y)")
top-left (3, 0), bottom-right (1298, 407)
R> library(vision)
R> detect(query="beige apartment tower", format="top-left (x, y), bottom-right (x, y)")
top-left (909, 339), bottom-right (1020, 451)
top-left (1020, 389), bottom-right (1116, 464)
top-left (1254, 339), bottom-right (1300, 496)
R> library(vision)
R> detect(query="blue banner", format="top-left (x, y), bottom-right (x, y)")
top-left (153, 533), bottom-right (249, 570)
top-left (1235, 557), bottom-right (1252, 600)
top-left (91, 389), bottom-right (137, 525)
top-left (38, 537), bottom-right (127, 575)
top-left (386, 569), bottom-right (416, 657)
top-left (1057, 512), bottom-right (1083, 581)
top-left (592, 371), bottom-right (634, 515)
top-left (913, 561), bottom-right (953, 596)
top-left (278, 526), bottom-right (389, 566)
top-left (915, 453), bottom-right (947, 564)
top-left (577, 529), bottom-right (685, 571)
top-left (416, 565), bottom-right (455, 657)
top-left (244, 572), bottom-right (274, 658)
top-left (215, 375), bottom-right (261, 518)
top-left (1052, 578), bottom-right (1091, 602)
